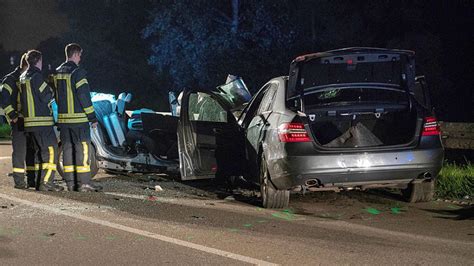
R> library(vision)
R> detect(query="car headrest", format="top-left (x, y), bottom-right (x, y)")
top-left (117, 92), bottom-right (132, 115)
top-left (125, 93), bottom-right (132, 103)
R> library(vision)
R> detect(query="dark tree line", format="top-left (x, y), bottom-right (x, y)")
top-left (0, 0), bottom-right (472, 121)
top-left (143, 0), bottom-right (473, 121)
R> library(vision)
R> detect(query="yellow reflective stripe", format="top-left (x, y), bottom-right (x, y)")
top-left (24, 116), bottom-right (54, 122)
top-left (82, 141), bottom-right (89, 168)
top-left (13, 168), bottom-right (25, 173)
top-left (76, 166), bottom-right (91, 173)
top-left (26, 164), bottom-right (41, 171)
top-left (64, 165), bottom-right (75, 173)
top-left (55, 74), bottom-right (75, 114)
top-left (4, 105), bottom-right (14, 114)
top-left (67, 77), bottom-right (74, 114)
top-left (55, 74), bottom-right (71, 80)
top-left (83, 106), bottom-right (94, 114)
top-left (41, 164), bottom-right (56, 171)
top-left (41, 163), bottom-right (56, 171)
top-left (2, 83), bottom-right (13, 94)
top-left (43, 146), bottom-right (55, 183)
top-left (24, 116), bottom-right (54, 127)
top-left (58, 113), bottom-right (86, 118)
top-left (57, 117), bottom-right (89, 123)
top-left (38, 82), bottom-right (48, 93)
top-left (26, 80), bottom-right (35, 117)
top-left (16, 92), bottom-right (21, 113)
top-left (75, 79), bottom-right (88, 89)
top-left (43, 170), bottom-right (52, 183)
top-left (24, 121), bottom-right (55, 127)
top-left (48, 146), bottom-right (54, 165)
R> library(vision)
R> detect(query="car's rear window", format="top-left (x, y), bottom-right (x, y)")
top-left (299, 60), bottom-right (402, 90)
top-left (303, 87), bottom-right (408, 106)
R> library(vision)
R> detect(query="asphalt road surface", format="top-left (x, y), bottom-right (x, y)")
top-left (0, 142), bottom-right (473, 265)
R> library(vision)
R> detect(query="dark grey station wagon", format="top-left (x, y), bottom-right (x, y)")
top-left (177, 48), bottom-right (444, 208)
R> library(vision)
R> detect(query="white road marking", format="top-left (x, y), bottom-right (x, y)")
top-left (0, 192), bottom-right (276, 266)
top-left (0, 156), bottom-right (11, 160)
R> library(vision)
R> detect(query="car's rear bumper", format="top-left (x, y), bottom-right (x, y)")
top-left (267, 147), bottom-right (444, 190)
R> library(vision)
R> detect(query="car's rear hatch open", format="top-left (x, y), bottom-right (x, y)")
top-left (286, 47), bottom-right (422, 150)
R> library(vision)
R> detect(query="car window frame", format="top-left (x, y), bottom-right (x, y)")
top-left (257, 83), bottom-right (278, 115)
top-left (239, 84), bottom-right (271, 128)
top-left (187, 91), bottom-right (228, 123)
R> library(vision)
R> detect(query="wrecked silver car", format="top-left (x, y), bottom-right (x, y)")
top-left (56, 92), bottom-right (179, 178)
top-left (177, 48), bottom-right (444, 208)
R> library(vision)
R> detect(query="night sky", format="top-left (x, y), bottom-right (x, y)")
top-left (0, 0), bottom-right (472, 121)
top-left (0, 1), bottom-right (68, 51)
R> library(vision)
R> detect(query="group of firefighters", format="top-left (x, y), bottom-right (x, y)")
top-left (0, 43), bottom-right (102, 192)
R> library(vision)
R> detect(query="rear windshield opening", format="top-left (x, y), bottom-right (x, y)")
top-left (299, 58), bottom-right (402, 90)
top-left (303, 87), bottom-right (409, 107)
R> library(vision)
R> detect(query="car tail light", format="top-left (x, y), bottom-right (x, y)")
top-left (278, 123), bottom-right (311, 142)
top-left (422, 116), bottom-right (440, 136)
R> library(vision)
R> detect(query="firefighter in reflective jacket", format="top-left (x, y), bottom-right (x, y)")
top-left (53, 43), bottom-right (102, 192)
top-left (0, 53), bottom-right (38, 189)
top-left (1, 54), bottom-right (25, 188)
top-left (19, 50), bottom-right (63, 191)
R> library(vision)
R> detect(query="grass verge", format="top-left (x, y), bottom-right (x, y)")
top-left (436, 161), bottom-right (474, 200)
top-left (0, 123), bottom-right (11, 139)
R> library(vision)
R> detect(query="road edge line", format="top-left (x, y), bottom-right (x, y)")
top-left (0, 192), bottom-right (277, 266)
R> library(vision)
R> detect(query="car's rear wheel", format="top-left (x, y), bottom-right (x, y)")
top-left (260, 155), bottom-right (289, 209)
top-left (402, 179), bottom-right (435, 203)
top-left (57, 144), bottom-right (99, 179)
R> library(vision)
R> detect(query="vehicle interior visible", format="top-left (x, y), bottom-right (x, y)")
top-left (292, 53), bottom-right (423, 149)
top-left (91, 92), bottom-right (179, 159)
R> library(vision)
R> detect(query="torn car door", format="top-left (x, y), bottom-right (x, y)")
top-left (177, 87), bottom-right (248, 180)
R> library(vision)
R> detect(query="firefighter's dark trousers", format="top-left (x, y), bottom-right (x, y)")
top-left (27, 128), bottom-right (58, 186)
top-left (11, 120), bottom-right (38, 187)
top-left (60, 126), bottom-right (92, 187)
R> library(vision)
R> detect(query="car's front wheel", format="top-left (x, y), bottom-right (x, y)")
top-left (402, 179), bottom-right (435, 203)
top-left (260, 155), bottom-right (289, 209)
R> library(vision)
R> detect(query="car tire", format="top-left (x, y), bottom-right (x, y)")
top-left (57, 144), bottom-right (99, 179)
top-left (260, 155), bottom-right (289, 209)
top-left (402, 179), bottom-right (435, 203)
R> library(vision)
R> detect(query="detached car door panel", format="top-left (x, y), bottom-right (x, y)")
top-left (178, 89), bottom-right (246, 180)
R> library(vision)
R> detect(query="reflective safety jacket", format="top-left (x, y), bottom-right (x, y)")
top-left (19, 66), bottom-right (55, 131)
top-left (0, 67), bottom-right (22, 122)
top-left (53, 61), bottom-right (97, 127)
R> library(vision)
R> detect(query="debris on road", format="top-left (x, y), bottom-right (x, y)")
top-left (272, 209), bottom-right (296, 221)
top-left (391, 207), bottom-right (402, 214)
top-left (224, 195), bottom-right (235, 201)
top-left (365, 207), bottom-right (381, 215)
top-left (155, 185), bottom-right (163, 192)
top-left (147, 195), bottom-right (158, 201)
